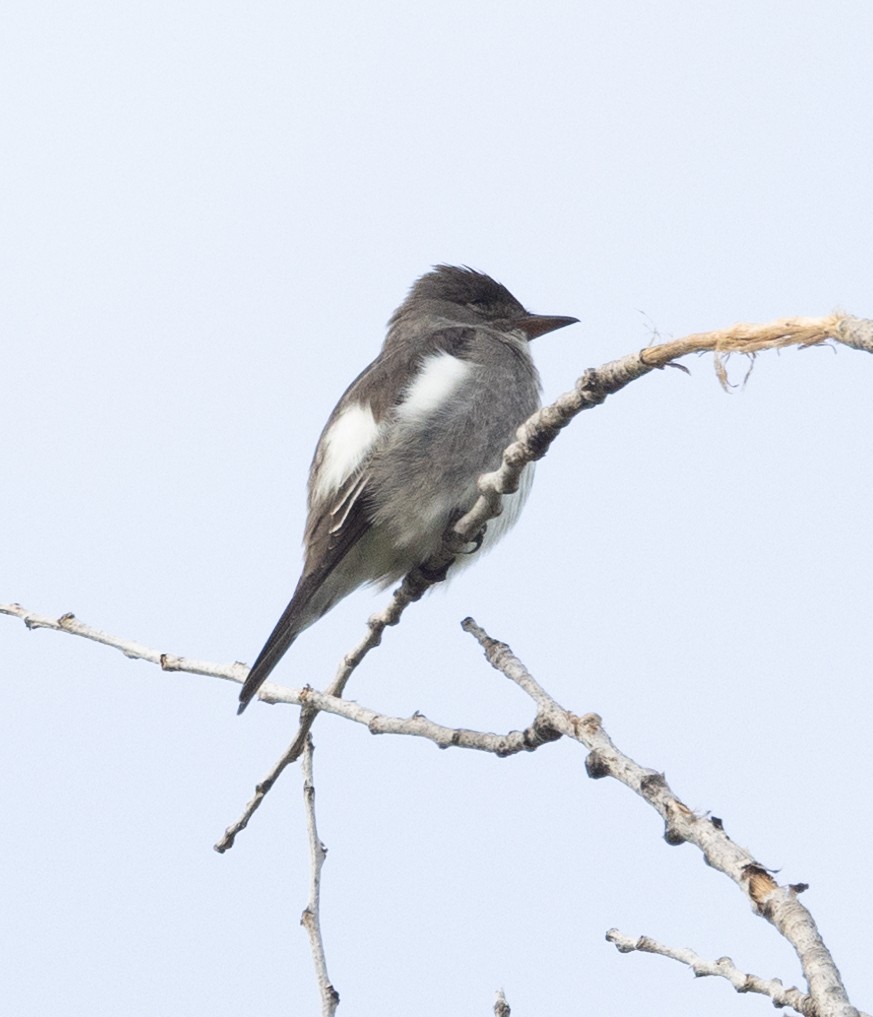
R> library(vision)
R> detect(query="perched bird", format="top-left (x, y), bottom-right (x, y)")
top-left (238, 265), bottom-right (578, 712)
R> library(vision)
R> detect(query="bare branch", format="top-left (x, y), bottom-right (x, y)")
top-left (3, 597), bottom-right (865, 1015)
top-left (447, 313), bottom-right (870, 574)
top-left (0, 600), bottom-right (559, 745)
top-left (300, 738), bottom-right (340, 1016)
top-left (606, 929), bottom-right (816, 1015)
top-left (213, 583), bottom-right (435, 851)
top-left (212, 639), bottom-right (564, 851)
top-left (461, 620), bottom-right (861, 1017)
top-left (0, 602), bottom-right (248, 683)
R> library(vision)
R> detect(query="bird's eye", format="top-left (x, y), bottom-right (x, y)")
top-left (467, 298), bottom-right (490, 310)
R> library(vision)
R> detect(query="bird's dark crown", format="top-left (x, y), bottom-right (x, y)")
top-left (391, 265), bottom-right (528, 324)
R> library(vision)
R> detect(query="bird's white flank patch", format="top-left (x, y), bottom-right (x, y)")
top-left (397, 352), bottom-right (472, 422)
top-left (314, 403), bottom-right (381, 500)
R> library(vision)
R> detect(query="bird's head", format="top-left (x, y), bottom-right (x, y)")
top-left (391, 265), bottom-right (579, 340)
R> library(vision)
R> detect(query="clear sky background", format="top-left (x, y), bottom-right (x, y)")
top-left (2, 2), bottom-right (871, 1015)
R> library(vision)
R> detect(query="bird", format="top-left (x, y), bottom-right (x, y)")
top-left (238, 265), bottom-right (578, 712)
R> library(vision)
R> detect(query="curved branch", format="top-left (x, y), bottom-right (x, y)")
top-left (461, 620), bottom-right (860, 1017)
top-left (606, 929), bottom-right (822, 1016)
top-left (2, 602), bottom-right (864, 1015)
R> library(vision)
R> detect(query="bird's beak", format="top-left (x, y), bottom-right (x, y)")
top-left (514, 314), bottom-right (580, 340)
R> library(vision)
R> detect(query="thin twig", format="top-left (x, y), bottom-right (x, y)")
top-left (300, 738), bottom-right (340, 1016)
top-left (0, 602), bottom-right (248, 683)
top-left (0, 604), bottom-right (561, 752)
top-left (606, 929), bottom-right (817, 1016)
top-left (213, 577), bottom-right (434, 851)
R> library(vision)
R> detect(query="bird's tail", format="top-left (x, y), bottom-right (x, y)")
top-left (238, 503), bottom-right (373, 713)
top-left (237, 605), bottom-right (303, 714)
top-left (237, 551), bottom-right (360, 713)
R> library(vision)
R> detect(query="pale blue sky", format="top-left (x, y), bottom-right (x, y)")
top-left (3, 2), bottom-right (871, 1015)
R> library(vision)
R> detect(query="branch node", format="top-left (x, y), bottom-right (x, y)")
top-left (494, 989), bottom-right (511, 1016)
top-left (585, 750), bottom-right (610, 780)
top-left (524, 716), bottom-right (562, 749)
top-left (577, 712), bottom-right (602, 735)
top-left (639, 771), bottom-right (668, 796)
top-left (574, 368), bottom-right (609, 404)
top-left (663, 822), bottom-right (687, 847)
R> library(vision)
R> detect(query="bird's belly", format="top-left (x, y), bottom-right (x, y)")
top-left (366, 458), bottom-right (535, 584)
top-left (449, 461), bottom-right (535, 572)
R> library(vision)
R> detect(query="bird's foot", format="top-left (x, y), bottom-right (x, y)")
top-left (443, 509), bottom-right (487, 556)
top-left (419, 520), bottom-right (487, 582)
top-left (461, 525), bottom-right (487, 554)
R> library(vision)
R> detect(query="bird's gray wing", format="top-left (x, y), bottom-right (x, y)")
top-left (238, 328), bottom-right (475, 712)
top-left (237, 456), bottom-right (376, 712)
top-left (302, 326), bottom-right (474, 552)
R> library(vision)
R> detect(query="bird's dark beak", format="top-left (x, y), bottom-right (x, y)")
top-left (514, 314), bottom-right (580, 340)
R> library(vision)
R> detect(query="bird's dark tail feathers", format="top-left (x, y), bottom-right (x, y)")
top-left (237, 571), bottom-right (326, 712)
top-left (238, 494), bottom-right (371, 713)
top-left (237, 602), bottom-right (304, 714)
top-left (237, 545), bottom-right (359, 713)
